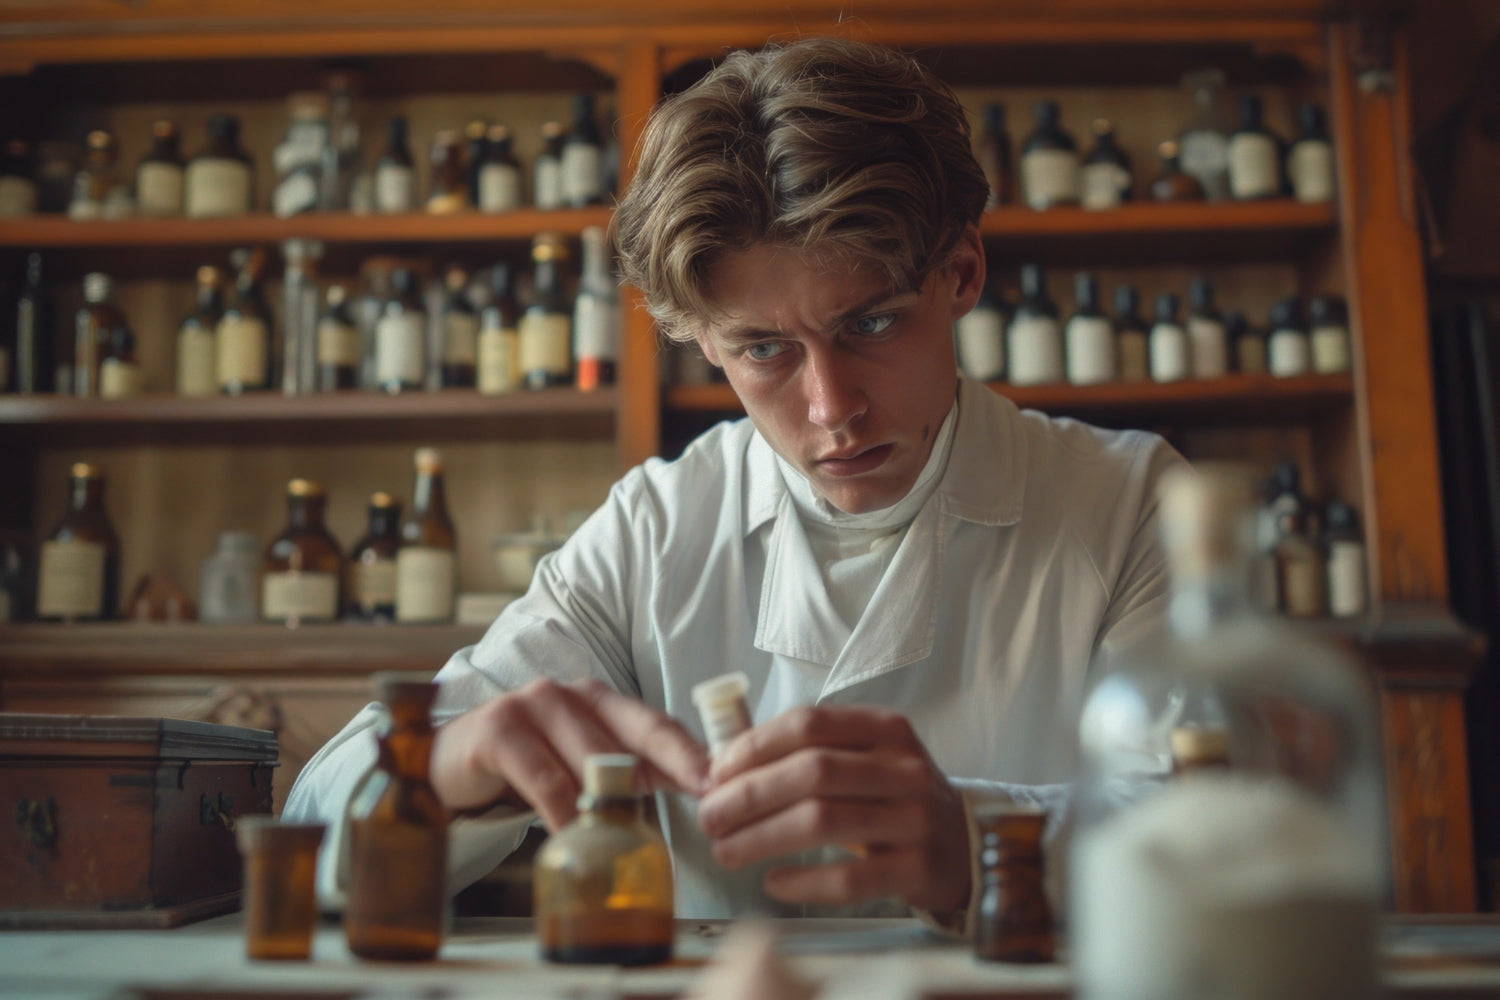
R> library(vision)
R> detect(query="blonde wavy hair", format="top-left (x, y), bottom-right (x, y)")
top-left (612, 37), bottom-right (988, 344)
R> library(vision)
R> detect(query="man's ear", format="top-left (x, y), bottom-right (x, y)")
top-left (695, 331), bottom-right (723, 367)
top-left (947, 227), bottom-right (987, 320)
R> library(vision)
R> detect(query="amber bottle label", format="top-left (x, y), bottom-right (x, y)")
top-left (317, 319), bottom-right (362, 368)
top-left (185, 159), bottom-right (252, 217)
top-left (518, 314), bottom-right (571, 377)
top-left (396, 547), bottom-right (455, 622)
top-left (136, 162), bottom-right (184, 217)
top-left (478, 327), bottom-right (519, 394)
top-left (262, 571), bottom-right (338, 621)
top-left (38, 539), bottom-right (106, 618)
top-left (217, 315), bottom-right (269, 389)
top-left (376, 313), bottom-right (426, 386)
top-left (351, 558), bottom-right (398, 611)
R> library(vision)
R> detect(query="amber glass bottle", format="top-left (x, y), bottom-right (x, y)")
top-left (261, 478), bottom-right (343, 626)
top-left (36, 463), bottom-right (120, 622)
top-left (344, 673), bottom-right (449, 960)
top-left (395, 448), bottom-right (457, 623)
top-left (347, 492), bottom-right (402, 622)
top-left (534, 754), bottom-right (674, 965)
top-left (73, 273), bottom-right (126, 398)
top-left (519, 234), bottom-right (573, 390)
top-left (217, 249), bottom-right (274, 395)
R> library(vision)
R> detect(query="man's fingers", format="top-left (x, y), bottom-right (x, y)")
top-left (698, 748), bottom-right (928, 837)
top-left (761, 846), bottom-right (929, 907)
top-left (479, 712), bottom-right (583, 832)
top-left (572, 678), bottom-right (711, 794)
top-left (711, 705), bottom-right (917, 783)
top-left (710, 797), bottom-right (929, 869)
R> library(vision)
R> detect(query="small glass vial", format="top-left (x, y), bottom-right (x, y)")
top-left (692, 672), bottom-right (753, 755)
top-left (534, 753), bottom-right (674, 965)
top-left (973, 805), bottom-right (1054, 964)
top-left (200, 530), bottom-right (260, 623)
top-left (237, 819), bottom-right (325, 961)
top-left (1148, 141), bottom-right (1205, 203)
top-left (345, 673), bottom-right (449, 961)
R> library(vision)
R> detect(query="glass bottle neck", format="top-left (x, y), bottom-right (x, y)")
top-left (413, 472), bottom-right (446, 518)
top-left (380, 723), bottom-right (434, 780)
top-left (288, 495), bottom-right (326, 531)
top-left (70, 478), bottom-right (104, 512)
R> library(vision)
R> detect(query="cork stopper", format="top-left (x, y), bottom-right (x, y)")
top-left (287, 478), bottom-right (324, 498)
top-left (583, 753), bottom-right (638, 798)
top-left (369, 491), bottom-right (396, 508)
top-left (414, 447), bottom-right (443, 474)
top-left (692, 672), bottom-right (753, 756)
top-left (531, 233), bottom-right (567, 262)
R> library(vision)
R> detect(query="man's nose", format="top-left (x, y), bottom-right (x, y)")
top-left (804, 347), bottom-right (868, 433)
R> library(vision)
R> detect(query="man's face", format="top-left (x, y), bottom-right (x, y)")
top-left (695, 232), bottom-right (985, 514)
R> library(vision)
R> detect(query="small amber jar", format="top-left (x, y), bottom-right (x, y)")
top-left (973, 805), bottom-right (1054, 963)
top-left (236, 818), bottom-right (326, 961)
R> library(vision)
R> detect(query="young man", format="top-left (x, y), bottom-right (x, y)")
top-left (286, 37), bottom-right (1182, 926)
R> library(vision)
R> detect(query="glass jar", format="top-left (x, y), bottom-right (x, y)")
top-left (200, 530), bottom-right (260, 623)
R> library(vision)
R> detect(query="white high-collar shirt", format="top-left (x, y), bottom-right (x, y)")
top-left (286, 377), bottom-right (1184, 918)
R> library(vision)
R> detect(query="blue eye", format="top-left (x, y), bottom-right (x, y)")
top-left (853, 313), bottom-right (896, 336)
top-left (746, 342), bottom-right (785, 361)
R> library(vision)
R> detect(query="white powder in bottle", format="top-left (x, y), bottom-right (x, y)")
top-left (1072, 773), bottom-right (1379, 1000)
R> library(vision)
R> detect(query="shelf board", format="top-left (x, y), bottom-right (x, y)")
top-left (0, 387), bottom-right (619, 447)
top-left (977, 200), bottom-right (1337, 266)
top-left (666, 372), bottom-right (1354, 428)
top-left (0, 622), bottom-right (485, 678)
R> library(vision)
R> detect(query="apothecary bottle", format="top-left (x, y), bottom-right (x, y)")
top-left (177, 265), bottom-right (223, 397)
top-left (1006, 263), bottom-right (1063, 386)
top-left (534, 753), bottom-right (674, 965)
top-left (1309, 295), bottom-right (1352, 374)
top-left (348, 492), bottom-right (402, 622)
top-left (395, 447), bottom-right (457, 623)
top-left (36, 463), bottom-right (120, 622)
top-left (976, 103), bottom-right (1012, 209)
top-left (375, 267), bottom-right (428, 393)
top-left (1186, 277), bottom-right (1228, 380)
top-left (199, 530), bottom-right (260, 624)
top-left (1071, 464), bottom-right (1384, 1000)
top-left (1113, 285), bottom-right (1150, 383)
top-left (573, 225), bottom-right (619, 391)
top-left (136, 120), bottom-right (185, 217)
top-left (69, 130), bottom-right (121, 221)
top-left (217, 249), bottom-right (273, 394)
top-left (74, 272), bottom-right (125, 398)
top-left (186, 114), bottom-right (253, 218)
top-left (1148, 292), bottom-right (1189, 383)
top-left (425, 130), bottom-right (467, 215)
top-left (562, 92), bottom-right (605, 208)
top-left (955, 273), bottom-right (1006, 382)
top-left (1079, 119), bottom-right (1132, 211)
top-left (1065, 272), bottom-right (1115, 386)
top-left (98, 319), bottom-right (144, 400)
top-left (439, 268), bottom-right (479, 389)
top-left (1267, 296), bottom-right (1310, 378)
top-left (374, 115), bottom-right (416, 214)
top-left (520, 234), bottom-right (573, 389)
top-left (14, 252), bottom-right (54, 394)
top-left (973, 805), bottom-right (1054, 963)
top-left (1178, 68), bottom-right (1231, 201)
top-left (1228, 310), bottom-right (1266, 376)
top-left (1148, 140), bottom-right (1205, 203)
top-left (533, 120), bottom-right (566, 210)
top-left (478, 124), bottom-right (523, 213)
top-left (1019, 100), bottom-right (1079, 211)
top-left (0, 139), bottom-right (39, 217)
top-left (261, 478), bottom-right (343, 627)
top-left (1288, 102), bottom-right (1335, 204)
top-left (316, 284), bottom-right (362, 391)
top-left (345, 673), bottom-right (449, 960)
top-left (478, 262), bottom-right (521, 395)
top-left (1227, 94), bottom-right (1281, 201)
top-left (1324, 500), bottom-right (1368, 620)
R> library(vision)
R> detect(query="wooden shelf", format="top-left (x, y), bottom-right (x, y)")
top-left (0, 387), bottom-right (618, 447)
top-left (0, 622), bottom-right (484, 678)
top-left (977, 200), bottom-right (1338, 266)
top-left (666, 373), bottom-right (1354, 428)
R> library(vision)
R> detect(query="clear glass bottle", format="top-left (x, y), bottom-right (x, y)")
top-left (396, 447), bottom-right (457, 623)
top-left (69, 130), bottom-right (120, 221)
top-left (534, 753), bottom-right (674, 966)
top-left (375, 267), bottom-right (428, 394)
top-left (347, 492), bottom-right (403, 622)
top-left (533, 120), bottom-right (566, 210)
top-left (425, 130), bottom-right (467, 215)
top-left (1148, 291), bottom-right (1189, 383)
top-left (1079, 119), bottom-right (1132, 211)
top-left (955, 272), bottom-right (1006, 383)
top-left (14, 252), bottom-right (54, 395)
top-left (1177, 68), bottom-right (1231, 201)
top-left (478, 262), bottom-right (522, 395)
top-left (1227, 94), bottom-right (1282, 202)
top-left (1308, 295), bottom-right (1352, 375)
top-left (478, 123), bottom-right (524, 213)
top-left (1071, 464), bottom-right (1384, 1000)
top-left (573, 225), bottom-right (619, 391)
top-left (217, 248), bottom-right (274, 394)
top-left (316, 284), bottom-right (362, 391)
top-left (199, 529), bottom-right (260, 623)
top-left (1006, 263), bottom-right (1063, 386)
top-left (374, 115), bottom-right (416, 214)
top-left (280, 237), bottom-right (323, 395)
top-left (1114, 284), bottom-right (1150, 383)
top-left (562, 92), bottom-right (605, 209)
top-left (0, 139), bottom-right (39, 217)
top-left (1148, 141), bottom-right (1205, 203)
top-left (1288, 102), bottom-right (1335, 205)
top-left (272, 91), bottom-right (330, 220)
top-left (1227, 309), bottom-right (1267, 376)
top-left (345, 673), bottom-right (448, 961)
top-left (439, 267), bottom-right (479, 389)
top-left (74, 272), bottom-right (125, 398)
top-left (36, 463), bottom-right (120, 622)
top-left (976, 102), bottom-right (1013, 210)
top-left (135, 120), bottom-right (185, 218)
top-left (1065, 272), bottom-right (1116, 386)
top-left (1267, 296), bottom-right (1310, 378)
top-left (176, 265), bottom-right (223, 397)
top-left (186, 114), bottom-right (254, 218)
top-left (1186, 277), bottom-right (1228, 380)
top-left (261, 478), bottom-right (343, 626)
top-left (520, 234), bottom-right (574, 390)
top-left (1019, 99), bottom-right (1079, 211)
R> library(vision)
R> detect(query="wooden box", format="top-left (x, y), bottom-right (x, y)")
top-left (0, 712), bottom-right (277, 928)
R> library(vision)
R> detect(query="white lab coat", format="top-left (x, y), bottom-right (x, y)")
top-left (285, 377), bottom-right (1184, 919)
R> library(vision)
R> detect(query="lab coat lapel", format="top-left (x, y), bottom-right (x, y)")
top-left (753, 493), bottom-right (850, 667)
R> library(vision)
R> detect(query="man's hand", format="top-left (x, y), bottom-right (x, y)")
top-left (695, 705), bottom-right (971, 914)
top-left (429, 677), bottom-right (710, 832)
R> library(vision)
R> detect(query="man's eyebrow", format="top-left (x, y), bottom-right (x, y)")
top-left (712, 290), bottom-right (919, 344)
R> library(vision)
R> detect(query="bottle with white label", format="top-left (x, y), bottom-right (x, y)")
top-left (1066, 272), bottom-right (1116, 385)
top-left (1227, 310), bottom-right (1267, 376)
top-left (1186, 278), bottom-right (1228, 379)
top-left (1267, 297), bottom-right (1311, 377)
top-left (1324, 501), bottom-right (1368, 619)
top-left (261, 478), bottom-right (343, 627)
top-left (348, 492), bottom-right (403, 622)
top-left (376, 268), bottom-right (428, 393)
top-left (956, 273), bottom-right (1007, 382)
top-left (70, 130), bottom-right (129, 221)
top-left (373, 116), bottom-right (416, 214)
top-left (478, 124), bottom-right (524, 213)
top-left (316, 284), bottom-right (362, 390)
top-left (1178, 68), bottom-right (1231, 201)
top-left (1007, 263), bottom-right (1064, 386)
top-left (36, 463), bottom-right (120, 622)
top-left (74, 273), bottom-right (126, 398)
top-left (186, 114), bottom-right (254, 218)
top-left (1309, 295), bottom-right (1352, 374)
top-left (216, 249), bottom-right (273, 394)
top-left (98, 321), bottom-right (143, 400)
top-left (1020, 101), bottom-right (1079, 211)
top-left (1271, 463), bottom-right (1327, 619)
top-left (521, 235), bottom-right (574, 390)
top-left (396, 447), bottom-right (457, 624)
top-left (533, 121), bottom-right (565, 210)
top-left (574, 225), bottom-right (619, 391)
top-left (1288, 103), bottom-right (1335, 204)
top-left (1080, 119), bottom-right (1132, 211)
top-left (562, 92), bottom-right (606, 209)
top-left (439, 267), bottom-right (479, 389)
top-left (976, 103), bottom-right (1013, 209)
top-left (1149, 292), bottom-right (1190, 383)
top-left (1227, 94), bottom-right (1282, 201)
top-left (478, 262), bottom-right (522, 395)
top-left (271, 92), bottom-right (329, 219)
top-left (0, 139), bottom-right (39, 217)
top-left (135, 120), bottom-right (184, 217)
top-left (1114, 285), bottom-right (1150, 383)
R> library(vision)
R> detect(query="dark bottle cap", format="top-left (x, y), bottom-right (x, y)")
top-left (1019, 263), bottom-right (1046, 299)
top-left (1154, 292), bottom-right (1180, 324)
top-left (1269, 296), bottom-right (1304, 331)
top-left (1224, 310), bottom-right (1249, 338)
top-left (1274, 459), bottom-right (1301, 494)
top-left (1113, 284), bottom-right (1140, 319)
top-left (1308, 295), bottom-right (1348, 326)
top-left (1032, 99), bottom-right (1060, 126)
top-left (488, 261), bottom-right (514, 296)
top-left (391, 268), bottom-right (419, 295)
top-left (1237, 94), bottom-right (1264, 127)
top-left (574, 91), bottom-right (598, 119)
top-left (1325, 500), bottom-right (1360, 533)
top-left (984, 103), bottom-right (1007, 131)
top-left (207, 114), bottom-right (240, 142)
top-left (1188, 278), bottom-right (1214, 313)
top-left (1297, 102), bottom-right (1328, 136)
top-left (387, 115), bottom-right (409, 142)
top-left (1073, 272), bottom-right (1099, 312)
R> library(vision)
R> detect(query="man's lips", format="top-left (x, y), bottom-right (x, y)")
top-left (814, 443), bottom-right (895, 477)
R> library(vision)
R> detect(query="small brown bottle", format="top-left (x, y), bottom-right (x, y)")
top-left (347, 492), bottom-right (402, 622)
top-left (344, 673), bottom-right (449, 961)
top-left (395, 447), bottom-right (457, 623)
top-left (519, 234), bottom-right (573, 390)
top-left (438, 267), bottom-right (479, 388)
top-left (68, 130), bottom-right (118, 221)
top-left (973, 805), bottom-right (1054, 964)
top-left (316, 284), bottom-right (362, 391)
top-left (73, 273), bottom-right (126, 398)
top-left (534, 753), bottom-right (674, 965)
top-left (177, 265), bottom-right (223, 397)
top-left (36, 463), bottom-right (121, 622)
top-left (217, 249), bottom-right (274, 394)
top-left (261, 478), bottom-right (343, 626)
top-left (98, 320), bottom-right (144, 399)
top-left (1149, 140), bottom-right (1206, 203)
top-left (426, 130), bottom-right (466, 215)
top-left (185, 113), bottom-right (254, 218)
top-left (136, 119), bottom-right (185, 218)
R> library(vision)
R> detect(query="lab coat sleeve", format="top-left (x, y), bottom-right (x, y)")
top-left (283, 468), bottom-right (656, 910)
